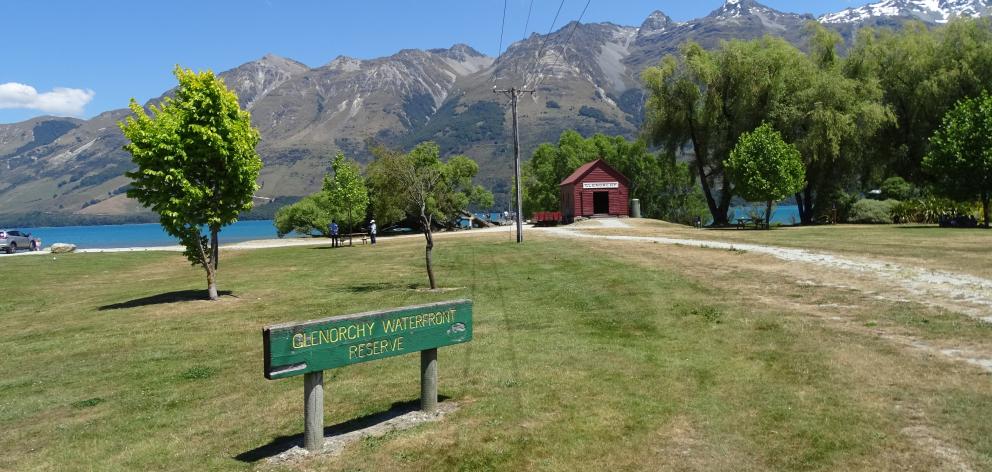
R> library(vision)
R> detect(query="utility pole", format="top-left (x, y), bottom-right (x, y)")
top-left (494, 86), bottom-right (533, 243)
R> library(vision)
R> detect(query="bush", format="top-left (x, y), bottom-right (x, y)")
top-left (880, 177), bottom-right (916, 201)
top-left (890, 196), bottom-right (979, 223)
top-left (273, 193), bottom-right (332, 237)
top-left (849, 199), bottom-right (899, 224)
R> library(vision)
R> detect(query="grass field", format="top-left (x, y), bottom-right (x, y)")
top-left (1, 228), bottom-right (991, 471)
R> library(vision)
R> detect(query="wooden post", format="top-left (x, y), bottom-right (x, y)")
top-left (420, 348), bottom-right (438, 412)
top-left (303, 371), bottom-right (324, 451)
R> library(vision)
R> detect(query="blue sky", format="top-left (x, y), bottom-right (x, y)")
top-left (0, 0), bottom-right (869, 124)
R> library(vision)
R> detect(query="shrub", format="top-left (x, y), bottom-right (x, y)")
top-left (890, 196), bottom-right (979, 223)
top-left (273, 193), bottom-right (332, 237)
top-left (849, 199), bottom-right (899, 224)
top-left (880, 177), bottom-right (916, 201)
top-left (545, 100), bottom-right (560, 109)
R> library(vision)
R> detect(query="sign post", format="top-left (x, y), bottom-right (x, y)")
top-left (263, 299), bottom-right (473, 451)
top-left (303, 371), bottom-right (324, 451)
top-left (420, 348), bottom-right (438, 411)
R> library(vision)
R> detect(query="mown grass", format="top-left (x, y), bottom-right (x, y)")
top-left (0, 233), bottom-right (990, 471)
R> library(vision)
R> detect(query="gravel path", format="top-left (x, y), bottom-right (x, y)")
top-left (543, 226), bottom-right (992, 323)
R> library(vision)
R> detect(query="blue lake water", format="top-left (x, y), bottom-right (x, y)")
top-left (727, 204), bottom-right (801, 225)
top-left (16, 219), bottom-right (282, 249)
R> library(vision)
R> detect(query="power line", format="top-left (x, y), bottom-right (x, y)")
top-left (490, 0), bottom-right (509, 82)
top-left (524, 0), bottom-right (567, 83)
top-left (513, 0), bottom-right (536, 78)
top-left (534, 0), bottom-right (592, 89)
top-left (521, 0), bottom-right (535, 38)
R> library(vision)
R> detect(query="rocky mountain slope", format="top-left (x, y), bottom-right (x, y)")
top-left (2, 0), bottom-right (990, 222)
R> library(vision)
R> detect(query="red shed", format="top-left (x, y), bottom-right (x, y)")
top-left (559, 159), bottom-right (630, 223)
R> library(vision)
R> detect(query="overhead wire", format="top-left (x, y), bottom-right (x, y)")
top-left (533, 0), bottom-right (592, 90)
top-left (523, 0), bottom-right (568, 84)
top-left (489, 0), bottom-right (510, 82)
top-left (521, 0), bottom-right (535, 38)
top-left (512, 0), bottom-right (536, 78)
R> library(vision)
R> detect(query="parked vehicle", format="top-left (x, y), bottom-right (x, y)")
top-left (0, 229), bottom-right (38, 254)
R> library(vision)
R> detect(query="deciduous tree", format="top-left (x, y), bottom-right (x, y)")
top-left (273, 194), bottom-right (332, 237)
top-left (771, 22), bottom-right (890, 224)
top-left (119, 66), bottom-right (262, 300)
top-left (725, 123), bottom-right (805, 229)
top-left (845, 19), bottom-right (992, 181)
top-left (642, 38), bottom-right (807, 225)
top-left (366, 142), bottom-right (491, 289)
top-left (323, 153), bottom-right (369, 234)
top-left (924, 91), bottom-right (992, 227)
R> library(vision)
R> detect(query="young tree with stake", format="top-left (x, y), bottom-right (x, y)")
top-left (119, 66), bottom-right (262, 300)
top-left (367, 142), bottom-right (490, 289)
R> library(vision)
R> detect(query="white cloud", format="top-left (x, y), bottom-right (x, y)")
top-left (0, 82), bottom-right (95, 116)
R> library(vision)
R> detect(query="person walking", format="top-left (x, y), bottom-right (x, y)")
top-left (369, 219), bottom-right (377, 246)
top-left (330, 219), bottom-right (339, 248)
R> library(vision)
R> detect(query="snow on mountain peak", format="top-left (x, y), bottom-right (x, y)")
top-left (819, 0), bottom-right (992, 24)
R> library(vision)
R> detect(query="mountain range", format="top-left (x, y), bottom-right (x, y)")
top-left (1, 0), bottom-right (990, 222)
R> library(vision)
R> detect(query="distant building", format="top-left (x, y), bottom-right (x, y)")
top-left (559, 159), bottom-right (630, 223)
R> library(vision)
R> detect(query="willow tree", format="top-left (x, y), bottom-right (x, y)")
top-left (119, 66), bottom-right (262, 300)
top-left (845, 19), bottom-right (992, 181)
top-left (642, 37), bottom-right (806, 225)
top-left (367, 142), bottom-right (491, 289)
top-left (770, 22), bottom-right (890, 224)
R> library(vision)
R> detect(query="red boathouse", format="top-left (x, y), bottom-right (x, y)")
top-left (560, 159), bottom-right (630, 223)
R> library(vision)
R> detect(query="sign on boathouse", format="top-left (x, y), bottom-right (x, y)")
top-left (263, 299), bottom-right (473, 379)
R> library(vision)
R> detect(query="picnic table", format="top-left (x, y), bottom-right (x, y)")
top-left (340, 232), bottom-right (369, 246)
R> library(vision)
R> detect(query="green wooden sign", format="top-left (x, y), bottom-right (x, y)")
top-left (263, 299), bottom-right (472, 379)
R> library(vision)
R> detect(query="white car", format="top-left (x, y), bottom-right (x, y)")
top-left (0, 229), bottom-right (39, 254)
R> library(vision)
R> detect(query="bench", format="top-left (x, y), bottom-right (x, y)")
top-left (736, 218), bottom-right (766, 230)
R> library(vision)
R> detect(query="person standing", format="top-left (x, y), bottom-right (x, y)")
top-left (369, 219), bottom-right (377, 246)
top-left (330, 219), bottom-right (339, 248)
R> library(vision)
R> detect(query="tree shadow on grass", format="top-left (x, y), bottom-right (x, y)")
top-left (234, 396), bottom-right (451, 463)
top-left (895, 225), bottom-right (943, 230)
top-left (98, 290), bottom-right (233, 310)
top-left (334, 282), bottom-right (409, 293)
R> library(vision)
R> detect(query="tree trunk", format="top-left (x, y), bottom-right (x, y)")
top-left (983, 191), bottom-right (990, 229)
top-left (421, 215), bottom-right (437, 290)
top-left (714, 177), bottom-right (733, 226)
top-left (765, 200), bottom-right (773, 230)
top-left (193, 229), bottom-right (219, 301)
top-left (211, 225), bottom-right (219, 270)
top-left (803, 186), bottom-right (814, 225)
top-left (795, 191), bottom-right (806, 224)
top-left (694, 158), bottom-right (721, 225)
top-left (207, 266), bottom-right (218, 301)
top-left (687, 124), bottom-right (726, 226)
